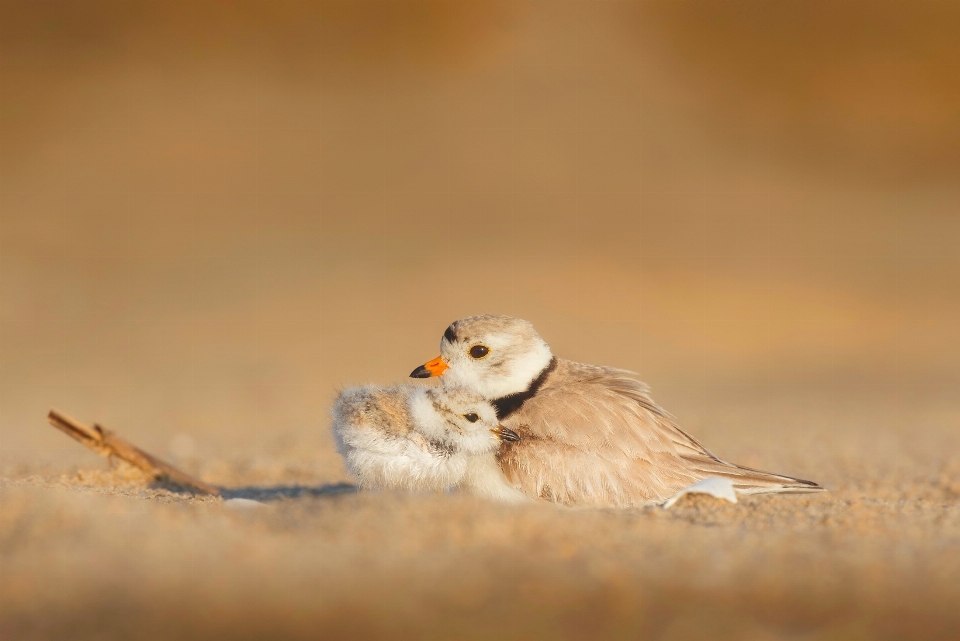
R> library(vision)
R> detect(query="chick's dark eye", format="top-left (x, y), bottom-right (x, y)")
top-left (463, 413), bottom-right (479, 423)
top-left (469, 345), bottom-right (489, 359)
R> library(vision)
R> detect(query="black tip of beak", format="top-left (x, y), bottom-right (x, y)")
top-left (410, 365), bottom-right (431, 379)
top-left (498, 427), bottom-right (521, 442)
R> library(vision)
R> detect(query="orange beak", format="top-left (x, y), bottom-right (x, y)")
top-left (409, 356), bottom-right (449, 378)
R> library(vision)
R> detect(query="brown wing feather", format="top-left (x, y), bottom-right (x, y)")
top-left (497, 360), bottom-right (822, 506)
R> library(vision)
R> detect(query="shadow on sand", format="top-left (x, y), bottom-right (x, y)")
top-left (145, 476), bottom-right (358, 502)
top-left (219, 483), bottom-right (358, 502)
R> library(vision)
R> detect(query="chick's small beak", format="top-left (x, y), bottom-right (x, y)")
top-left (410, 356), bottom-right (449, 378)
top-left (491, 425), bottom-right (520, 442)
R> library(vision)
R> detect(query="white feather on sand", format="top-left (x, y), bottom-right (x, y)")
top-left (662, 477), bottom-right (738, 509)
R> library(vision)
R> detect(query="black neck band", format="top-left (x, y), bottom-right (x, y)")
top-left (492, 357), bottom-right (557, 420)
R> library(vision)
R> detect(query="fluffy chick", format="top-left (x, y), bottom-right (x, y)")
top-left (332, 384), bottom-right (526, 502)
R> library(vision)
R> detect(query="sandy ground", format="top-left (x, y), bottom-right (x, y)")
top-left (3, 377), bottom-right (960, 640)
top-left (2, 2), bottom-right (960, 639)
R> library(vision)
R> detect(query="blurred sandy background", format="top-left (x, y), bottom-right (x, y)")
top-left (2, 1), bottom-right (959, 639)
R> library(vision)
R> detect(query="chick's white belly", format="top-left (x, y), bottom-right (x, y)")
top-left (336, 423), bottom-right (467, 491)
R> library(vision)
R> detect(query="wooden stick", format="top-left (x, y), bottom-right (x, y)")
top-left (47, 409), bottom-right (221, 496)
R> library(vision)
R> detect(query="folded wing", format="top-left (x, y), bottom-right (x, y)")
top-left (497, 360), bottom-right (822, 507)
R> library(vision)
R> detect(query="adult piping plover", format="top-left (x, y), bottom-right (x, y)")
top-left (332, 384), bottom-right (527, 502)
top-left (411, 315), bottom-right (824, 507)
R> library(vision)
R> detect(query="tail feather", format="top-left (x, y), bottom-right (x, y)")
top-left (686, 456), bottom-right (825, 495)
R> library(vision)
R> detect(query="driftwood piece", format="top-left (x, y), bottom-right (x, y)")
top-left (47, 409), bottom-right (221, 496)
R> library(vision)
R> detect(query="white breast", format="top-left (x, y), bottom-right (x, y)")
top-left (335, 415), bottom-right (468, 492)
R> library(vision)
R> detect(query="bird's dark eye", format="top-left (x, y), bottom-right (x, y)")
top-left (469, 345), bottom-right (489, 359)
top-left (463, 413), bottom-right (479, 423)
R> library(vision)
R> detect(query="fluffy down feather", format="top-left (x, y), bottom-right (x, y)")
top-left (332, 384), bottom-right (526, 502)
